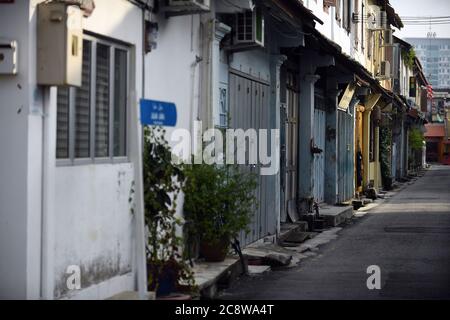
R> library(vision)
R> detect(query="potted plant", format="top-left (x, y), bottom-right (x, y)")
top-left (183, 163), bottom-right (257, 262)
top-left (142, 126), bottom-right (194, 297)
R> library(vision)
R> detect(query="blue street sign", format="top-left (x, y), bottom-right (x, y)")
top-left (140, 99), bottom-right (177, 127)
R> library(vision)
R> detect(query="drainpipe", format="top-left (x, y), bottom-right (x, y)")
top-left (189, 55), bottom-right (202, 153)
top-left (40, 87), bottom-right (56, 300)
top-left (134, 5), bottom-right (148, 300)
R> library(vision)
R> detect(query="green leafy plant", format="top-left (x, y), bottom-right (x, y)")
top-left (143, 126), bottom-right (194, 295)
top-left (402, 48), bottom-right (416, 69)
top-left (408, 127), bottom-right (425, 171)
top-left (380, 126), bottom-right (393, 190)
top-left (183, 162), bottom-right (257, 254)
top-left (409, 127), bottom-right (424, 151)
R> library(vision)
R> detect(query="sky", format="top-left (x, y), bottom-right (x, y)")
top-left (390, 0), bottom-right (450, 39)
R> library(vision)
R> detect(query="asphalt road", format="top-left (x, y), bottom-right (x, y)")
top-left (220, 165), bottom-right (450, 300)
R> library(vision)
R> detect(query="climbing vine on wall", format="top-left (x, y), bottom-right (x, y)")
top-left (380, 126), bottom-right (393, 190)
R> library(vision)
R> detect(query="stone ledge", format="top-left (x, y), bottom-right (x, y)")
top-left (319, 205), bottom-right (354, 227)
top-left (188, 257), bottom-right (243, 299)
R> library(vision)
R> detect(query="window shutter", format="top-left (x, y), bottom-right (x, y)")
top-left (95, 43), bottom-right (111, 158)
top-left (74, 40), bottom-right (92, 158)
top-left (55, 36), bottom-right (129, 164)
top-left (56, 87), bottom-right (70, 159)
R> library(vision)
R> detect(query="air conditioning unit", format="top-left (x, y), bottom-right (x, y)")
top-left (377, 60), bottom-right (391, 79)
top-left (367, 7), bottom-right (388, 30)
top-left (167, 0), bottom-right (210, 11)
top-left (234, 8), bottom-right (265, 47)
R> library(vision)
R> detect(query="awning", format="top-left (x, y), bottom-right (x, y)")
top-left (262, 0), bottom-right (324, 28)
top-left (304, 27), bottom-right (395, 102)
top-left (424, 124), bottom-right (445, 138)
top-left (376, 0), bottom-right (404, 29)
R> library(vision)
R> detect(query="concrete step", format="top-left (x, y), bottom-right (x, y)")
top-left (319, 205), bottom-right (354, 227)
top-left (279, 221), bottom-right (309, 243)
top-left (280, 231), bottom-right (318, 247)
top-left (186, 257), bottom-right (244, 299)
top-left (352, 199), bottom-right (364, 210)
top-left (248, 265), bottom-right (271, 276)
top-left (243, 243), bottom-right (293, 267)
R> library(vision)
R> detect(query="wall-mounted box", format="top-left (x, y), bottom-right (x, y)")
top-left (0, 41), bottom-right (18, 75)
top-left (37, 2), bottom-right (83, 87)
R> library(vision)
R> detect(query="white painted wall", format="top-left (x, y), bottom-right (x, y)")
top-left (145, 14), bottom-right (202, 142)
top-left (0, 0), bottom-right (144, 300)
top-left (399, 57), bottom-right (412, 98)
top-left (53, 163), bottom-right (135, 298)
top-left (305, 0), bottom-right (353, 56)
top-left (0, 0), bottom-right (34, 299)
top-left (52, 0), bottom-right (143, 300)
top-left (144, 13), bottom-right (203, 222)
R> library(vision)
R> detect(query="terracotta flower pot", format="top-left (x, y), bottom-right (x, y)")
top-left (200, 237), bottom-right (230, 262)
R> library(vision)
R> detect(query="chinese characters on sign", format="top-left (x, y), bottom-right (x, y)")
top-left (140, 99), bottom-right (177, 127)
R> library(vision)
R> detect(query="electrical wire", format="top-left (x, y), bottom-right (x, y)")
top-left (400, 15), bottom-right (450, 25)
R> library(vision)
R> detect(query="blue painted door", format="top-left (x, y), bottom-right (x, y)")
top-left (313, 108), bottom-right (326, 203)
top-left (229, 72), bottom-right (275, 246)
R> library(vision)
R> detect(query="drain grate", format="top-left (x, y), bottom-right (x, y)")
top-left (384, 226), bottom-right (450, 234)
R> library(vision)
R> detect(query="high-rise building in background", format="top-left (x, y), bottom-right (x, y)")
top-left (406, 37), bottom-right (450, 89)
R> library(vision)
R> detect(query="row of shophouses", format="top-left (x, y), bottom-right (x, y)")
top-left (0, 0), bottom-right (429, 299)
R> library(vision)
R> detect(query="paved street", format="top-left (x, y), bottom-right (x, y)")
top-left (221, 165), bottom-right (450, 300)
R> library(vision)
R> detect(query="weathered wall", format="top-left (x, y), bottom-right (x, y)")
top-left (53, 163), bottom-right (135, 298)
top-left (145, 14), bottom-right (202, 144)
top-left (305, 0), bottom-right (354, 58)
top-left (0, 0), bottom-right (36, 299)
top-left (1, 0), bottom-right (143, 300)
top-left (52, 0), bottom-right (143, 299)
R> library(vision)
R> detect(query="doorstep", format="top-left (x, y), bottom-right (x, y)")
top-left (190, 257), bottom-right (243, 299)
top-left (279, 221), bottom-right (308, 243)
top-left (243, 243), bottom-right (294, 267)
top-left (318, 204), bottom-right (354, 227)
top-left (248, 265), bottom-right (271, 276)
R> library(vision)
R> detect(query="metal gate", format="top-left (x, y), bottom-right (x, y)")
top-left (313, 93), bottom-right (326, 203)
top-left (284, 71), bottom-right (299, 221)
top-left (337, 110), bottom-right (355, 203)
top-left (229, 71), bottom-right (275, 246)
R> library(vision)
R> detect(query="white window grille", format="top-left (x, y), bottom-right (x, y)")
top-left (56, 34), bottom-right (129, 165)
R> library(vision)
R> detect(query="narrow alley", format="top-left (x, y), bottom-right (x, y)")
top-left (2, 0), bottom-right (450, 304)
top-left (221, 165), bottom-right (450, 300)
